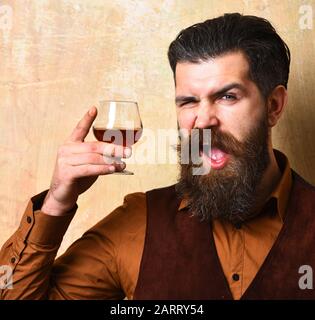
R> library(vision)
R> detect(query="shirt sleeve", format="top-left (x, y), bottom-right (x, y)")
top-left (47, 191), bottom-right (146, 300)
top-left (0, 190), bottom-right (77, 299)
top-left (0, 190), bottom-right (139, 300)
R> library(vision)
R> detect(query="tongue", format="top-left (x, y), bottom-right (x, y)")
top-left (210, 148), bottom-right (226, 161)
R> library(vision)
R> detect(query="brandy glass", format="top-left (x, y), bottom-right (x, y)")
top-left (93, 100), bottom-right (143, 175)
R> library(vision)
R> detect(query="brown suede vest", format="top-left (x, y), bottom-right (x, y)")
top-left (133, 171), bottom-right (315, 299)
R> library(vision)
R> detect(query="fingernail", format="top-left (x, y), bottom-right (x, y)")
top-left (89, 106), bottom-right (96, 116)
top-left (124, 148), bottom-right (131, 157)
top-left (109, 165), bottom-right (115, 172)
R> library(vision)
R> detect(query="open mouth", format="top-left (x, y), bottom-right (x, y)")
top-left (201, 146), bottom-right (229, 170)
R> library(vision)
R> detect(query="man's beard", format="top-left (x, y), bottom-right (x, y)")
top-left (176, 115), bottom-right (270, 226)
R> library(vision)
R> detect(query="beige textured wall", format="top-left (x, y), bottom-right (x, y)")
top-left (1, 0), bottom-right (314, 255)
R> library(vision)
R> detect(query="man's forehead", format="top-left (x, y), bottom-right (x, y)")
top-left (175, 52), bottom-right (251, 93)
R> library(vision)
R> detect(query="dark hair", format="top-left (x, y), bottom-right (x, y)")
top-left (168, 13), bottom-right (290, 99)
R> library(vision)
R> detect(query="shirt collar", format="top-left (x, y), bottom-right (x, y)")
top-left (178, 149), bottom-right (292, 222)
top-left (268, 149), bottom-right (292, 222)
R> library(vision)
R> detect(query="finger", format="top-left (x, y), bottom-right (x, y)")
top-left (68, 106), bottom-right (97, 143)
top-left (103, 143), bottom-right (132, 158)
top-left (70, 163), bottom-right (126, 177)
top-left (65, 153), bottom-right (124, 166)
top-left (60, 142), bottom-right (132, 158)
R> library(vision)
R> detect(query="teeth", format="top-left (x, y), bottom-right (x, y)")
top-left (210, 149), bottom-right (225, 161)
top-left (211, 154), bottom-right (222, 160)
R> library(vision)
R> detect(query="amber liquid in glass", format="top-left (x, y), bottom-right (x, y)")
top-left (93, 127), bottom-right (143, 147)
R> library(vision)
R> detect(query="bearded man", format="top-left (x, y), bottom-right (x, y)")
top-left (1, 13), bottom-right (315, 300)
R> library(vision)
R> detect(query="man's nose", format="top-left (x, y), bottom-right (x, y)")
top-left (194, 100), bottom-right (219, 129)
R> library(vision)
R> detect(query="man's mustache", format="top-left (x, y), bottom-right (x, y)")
top-left (179, 127), bottom-right (245, 159)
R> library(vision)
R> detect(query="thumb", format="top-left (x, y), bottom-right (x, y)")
top-left (68, 106), bottom-right (97, 142)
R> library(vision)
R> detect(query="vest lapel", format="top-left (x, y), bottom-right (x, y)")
top-left (241, 171), bottom-right (315, 299)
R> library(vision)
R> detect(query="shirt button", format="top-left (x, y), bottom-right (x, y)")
top-left (26, 216), bottom-right (32, 223)
top-left (232, 273), bottom-right (240, 281)
top-left (10, 257), bottom-right (16, 264)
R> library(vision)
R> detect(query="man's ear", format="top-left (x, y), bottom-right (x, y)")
top-left (267, 85), bottom-right (288, 127)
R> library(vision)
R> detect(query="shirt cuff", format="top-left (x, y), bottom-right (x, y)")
top-left (17, 190), bottom-right (77, 246)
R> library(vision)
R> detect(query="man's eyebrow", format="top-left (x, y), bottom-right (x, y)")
top-left (212, 82), bottom-right (246, 97)
top-left (175, 96), bottom-right (199, 105)
top-left (175, 82), bottom-right (246, 105)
